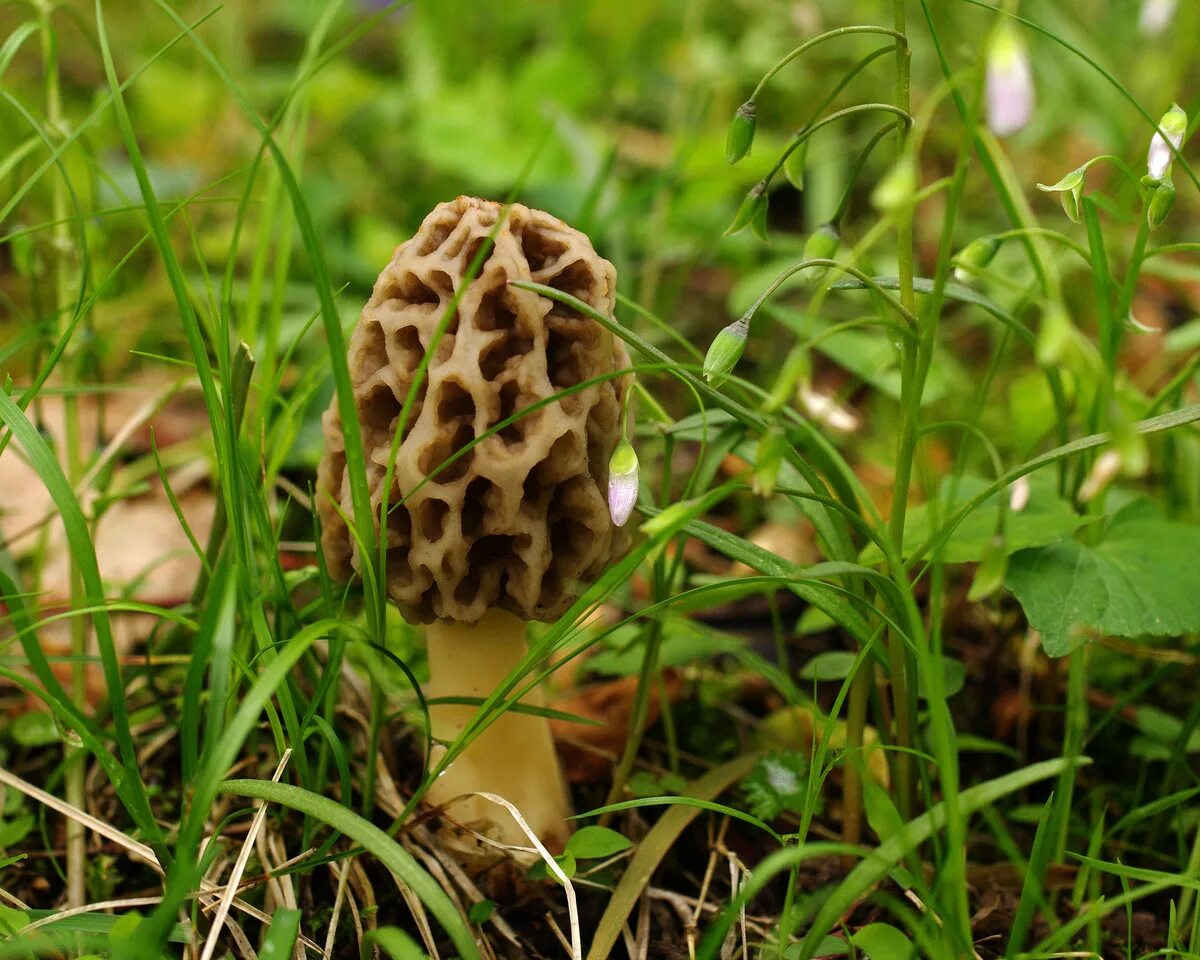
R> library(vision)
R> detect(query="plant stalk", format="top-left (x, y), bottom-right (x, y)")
top-left (39, 2), bottom-right (86, 911)
top-left (885, 0), bottom-right (917, 822)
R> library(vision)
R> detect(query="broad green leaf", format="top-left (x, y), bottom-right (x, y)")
top-left (862, 473), bottom-right (1085, 565)
top-left (1006, 501), bottom-right (1200, 656)
top-left (852, 923), bottom-right (915, 958)
top-left (565, 826), bottom-right (633, 860)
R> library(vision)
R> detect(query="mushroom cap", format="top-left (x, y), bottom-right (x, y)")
top-left (317, 196), bottom-right (632, 624)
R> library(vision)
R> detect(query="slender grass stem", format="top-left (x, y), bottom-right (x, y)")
top-left (37, 0), bottom-right (87, 912)
top-left (885, 0), bottom-right (917, 824)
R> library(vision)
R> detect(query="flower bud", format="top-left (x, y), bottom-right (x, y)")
top-left (1140, 0), bottom-right (1178, 36)
top-left (803, 222), bottom-right (840, 265)
top-left (1147, 103), bottom-right (1187, 181)
top-left (1147, 178), bottom-right (1176, 229)
top-left (799, 383), bottom-right (859, 433)
top-left (1009, 476), bottom-right (1031, 512)
top-left (1036, 302), bottom-right (1074, 367)
top-left (871, 158), bottom-right (917, 213)
top-left (726, 100), bottom-right (757, 164)
top-left (783, 140), bottom-right (807, 190)
top-left (607, 439), bottom-right (639, 527)
top-left (725, 182), bottom-right (767, 237)
top-left (703, 316), bottom-right (749, 388)
top-left (986, 21), bottom-right (1035, 137)
top-left (1079, 450), bottom-right (1121, 502)
top-left (753, 429), bottom-right (787, 497)
top-left (1036, 166), bottom-right (1086, 223)
top-left (952, 236), bottom-right (1001, 283)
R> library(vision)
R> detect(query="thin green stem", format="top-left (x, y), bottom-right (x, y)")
top-left (885, 0), bottom-right (917, 824)
top-left (38, 0), bottom-right (86, 913)
top-left (749, 25), bottom-right (907, 102)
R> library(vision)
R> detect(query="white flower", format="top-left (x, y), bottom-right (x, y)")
top-left (607, 440), bottom-right (639, 527)
top-left (986, 22), bottom-right (1035, 137)
top-left (1147, 103), bottom-right (1188, 181)
top-left (1009, 476), bottom-right (1031, 512)
top-left (799, 384), bottom-right (859, 433)
top-left (1079, 450), bottom-right (1121, 503)
top-left (1139, 0), bottom-right (1178, 35)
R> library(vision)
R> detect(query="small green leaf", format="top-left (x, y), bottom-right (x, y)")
top-left (913, 657), bottom-right (966, 700)
top-left (565, 825), bottom-right (633, 860)
top-left (0, 814), bottom-right (33, 850)
top-left (851, 922), bottom-right (915, 958)
top-left (799, 651), bottom-right (857, 682)
top-left (10, 711), bottom-right (58, 747)
top-left (467, 900), bottom-right (496, 925)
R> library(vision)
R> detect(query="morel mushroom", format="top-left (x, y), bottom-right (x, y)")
top-left (318, 196), bottom-right (631, 855)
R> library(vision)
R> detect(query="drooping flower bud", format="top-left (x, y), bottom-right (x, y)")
top-left (871, 157), bottom-right (917, 212)
top-left (1079, 450), bottom-right (1121, 502)
top-left (726, 100), bottom-right (757, 164)
top-left (1036, 166), bottom-right (1086, 223)
top-left (725, 182), bottom-right (767, 237)
top-left (803, 222), bottom-right (840, 265)
top-left (986, 21), bottom-right (1035, 137)
top-left (952, 236), bottom-right (1002, 283)
top-left (783, 140), bottom-right (807, 190)
top-left (1147, 103), bottom-right (1188, 181)
top-left (1139, 0), bottom-right (1178, 36)
top-left (607, 439), bottom-right (639, 527)
top-left (753, 428), bottom-right (787, 497)
top-left (703, 315), bottom-right (750, 388)
top-left (798, 383), bottom-right (859, 433)
top-left (1036, 302), bottom-right (1074, 367)
top-left (1009, 476), bottom-right (1031, 512)
top-left (1148, 178), bottom-right (1176, 229)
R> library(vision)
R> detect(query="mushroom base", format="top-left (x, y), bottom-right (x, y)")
top-left (423, 609), bottom-right (572, 860)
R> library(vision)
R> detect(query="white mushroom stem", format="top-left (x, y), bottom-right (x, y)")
top-left (423, 608), bottom-right (572, 853)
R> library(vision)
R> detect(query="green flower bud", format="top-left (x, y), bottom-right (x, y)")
top-left (871, 157), bottom-right (917, 213)
top-left (703, 316), bottom-right (749, 388)
top-left (725, 182), bottom-right (767, 237)
top-left (803, 222), bottom-right (840, 264)
top-left (1147, 178), bottom-right (1176, 230)
top-left (726, 100), bottom-right (757, 164)
top-left (1036, 302), bottom-right (1074, 366)
top-left (783, 140), bottom-right (807, 190)
top-left (1036, 166), bottom-right (1086, 223)
top-left (753, 428), bottom-right (787, 497)
top-left (750, 190), bottom-right (770, 242)
top-left (951, 236), bottom-right (1001, 283)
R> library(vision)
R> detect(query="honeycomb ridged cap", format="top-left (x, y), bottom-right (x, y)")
top-left (317, 196), bottom-right (631, 624)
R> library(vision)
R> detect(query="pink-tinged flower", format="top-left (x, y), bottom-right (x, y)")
top-left (1140, 0), bottom-right (1178, 35)
top-left (1147, 103), bottom-right (1188, 181)
top-left (986, 22), bottom-right (1035, 137)
top-left (607, 440), bottom-right (639, 527)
